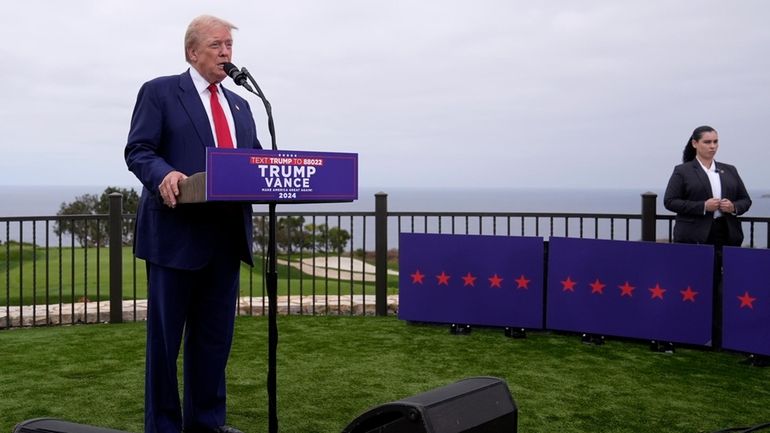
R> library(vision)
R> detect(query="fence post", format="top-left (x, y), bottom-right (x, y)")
top-left (641, 192), bottom-right (657, 242)
top-left (375, 192), bottom-right (388, 316)
top-left (109, 192), bottom-right (123, 323)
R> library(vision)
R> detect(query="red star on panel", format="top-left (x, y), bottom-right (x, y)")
top-left (410, 269), bottom-right (425, 284)
top-left (649, 283), bottom-right (666, 300)
top-left (515, 274), bottom-right (530, 289)
top-left (680, 286), bottom-right (698, 302)
top-left (618, 281), bottom-right (635, 297)
top-left (738, 291), bottom-right (757, 309)
top-left (590, 278), bottom-right (606, 295)
top-left (561, 276), bottom-right (577, 292)
top-left (462, 272), bottom-right (477, 287)
top-left (436, 271), bottom-right (451, 286)
top-left (489, 274), bottom-right (503, 288)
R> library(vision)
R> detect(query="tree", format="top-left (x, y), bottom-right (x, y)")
top-left (277, 216), bottom-right (309, 253)
top-left (99, 186), bottom-right (140, 245)
top-left (253, 216), bottom-right (309, 254)
top-left (55, 193), bottom-right (100, 246)
top-left (252, 215), bottom-right (269, 253)
top-left (326, 226), bottom-right (351, 254)
top-left (310, 223), bottom-right (351, 254)
top-left (96, 186), bottom-right (140, 216)
top-left (54, 186), bottom-right (140, 246)
top-left (253, 218), bottom-right (351, 255)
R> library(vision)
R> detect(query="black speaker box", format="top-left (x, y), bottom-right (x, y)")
top-left (14, 418), bottom-right (130, 433)
top-left (342, 376), bottom-right (517, 433)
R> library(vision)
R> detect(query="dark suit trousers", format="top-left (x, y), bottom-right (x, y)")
top-left (144, 256), bottom-right (241, 433)
top-left (705, 217), bottom-right (728, 348)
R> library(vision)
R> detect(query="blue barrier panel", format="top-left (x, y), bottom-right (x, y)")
top-left (398, 233), bottom-right (544, 328)
top-left (546, 237), bottom-right (714, 346)
top-left (722, 247), bottom-right (770, 356)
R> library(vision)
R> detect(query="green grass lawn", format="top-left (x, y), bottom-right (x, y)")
top-left (1, 243), bottom-right (398, 305)
top-left (1, 316), bottom-right (769, 433)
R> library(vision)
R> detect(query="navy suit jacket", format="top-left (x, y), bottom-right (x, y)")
top-left (663, 159), bottom-right (751, 246)
top-left (125, 70), bottom-right (261, 270)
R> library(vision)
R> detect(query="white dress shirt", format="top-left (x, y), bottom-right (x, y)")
top-left (697, 158), bottom-right (722, 218)
top-left (189, 67), bottom-right (238, 148)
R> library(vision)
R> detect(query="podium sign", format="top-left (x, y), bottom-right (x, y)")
top-left (206, 148), bottom-right (357, 203)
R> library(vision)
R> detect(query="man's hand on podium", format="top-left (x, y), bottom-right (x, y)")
top-left (159, 170), bottom-right (188, 208)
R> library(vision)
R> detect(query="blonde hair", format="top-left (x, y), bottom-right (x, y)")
top-left (184, 15), bottom-right (238, 62)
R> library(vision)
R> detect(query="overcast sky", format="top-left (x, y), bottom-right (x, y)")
top-left (2, 1), bottom-right (769, 192)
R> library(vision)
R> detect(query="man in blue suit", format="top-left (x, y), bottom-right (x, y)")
top-left (125, 15), bottom-right (260, 433)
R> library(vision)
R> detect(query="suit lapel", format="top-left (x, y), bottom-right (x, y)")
top-left (177, 71), bottom-right (215, 148)
top-left (222, 87), bottom-right (253, 149)
top-left (690, 159), bottom-right (713, 198)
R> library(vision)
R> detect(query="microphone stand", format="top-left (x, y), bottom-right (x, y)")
top-left (241, 68), bottom-right (276, 151)
top-left (237, 69), bottom-right (279, 433)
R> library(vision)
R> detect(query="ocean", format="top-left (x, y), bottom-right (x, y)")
top-left (1, 185), bottom-right (768, 217)
top-left (1, 185), bottom-right (769, 247)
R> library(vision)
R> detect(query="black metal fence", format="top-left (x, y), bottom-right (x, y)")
top-left (2, 192), bottom-right (768, 329)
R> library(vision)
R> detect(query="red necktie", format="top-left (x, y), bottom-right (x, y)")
top-left (208, 83), bottom-right (234, 148)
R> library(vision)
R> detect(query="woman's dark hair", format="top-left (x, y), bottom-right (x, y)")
top-left (682, 125), bottom-right (717, 163)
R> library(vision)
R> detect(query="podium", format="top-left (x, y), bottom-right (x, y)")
top-left (182, 147), bottom-right (358, 432)
top-left (177, 172), bottom-right (207, 203)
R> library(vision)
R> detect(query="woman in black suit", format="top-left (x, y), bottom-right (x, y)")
top-left (664, 125), bottom-right (752, 247)
top-left (664, 125), bottom-right (752, 351)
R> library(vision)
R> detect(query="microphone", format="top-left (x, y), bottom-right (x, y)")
top-left (223, 62), bottom-right (251, 88)
top-left (223, 61), bottom-right (276, 150)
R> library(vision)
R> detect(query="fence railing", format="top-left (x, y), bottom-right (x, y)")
top-left (2, 192), bottom-right (768, 329)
